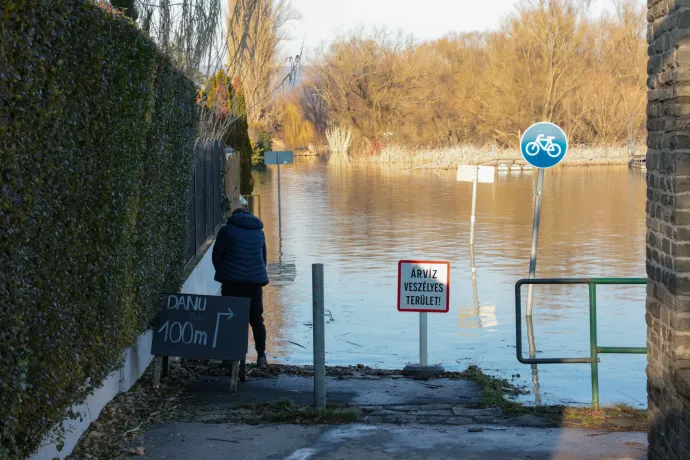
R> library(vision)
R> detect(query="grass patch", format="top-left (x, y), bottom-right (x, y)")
top-left (459, 365), bottom-right (528, 410)
top-left (229, 399), bottom-right (359, 425)
top-left (558, 403), bottom-right (648, 431)
top-left (263, 407), bottom-right (360, 424)
top-left (459, 365), bottom-right (647, 431)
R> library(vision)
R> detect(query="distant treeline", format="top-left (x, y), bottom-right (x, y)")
top-left (300, 0), bottom-right (646, 153)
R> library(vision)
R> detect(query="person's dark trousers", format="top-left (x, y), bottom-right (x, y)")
top-left (221, 282), bottom-right (266, 357)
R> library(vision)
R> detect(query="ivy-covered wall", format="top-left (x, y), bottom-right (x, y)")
top-left (0, 1), bottom-right (197, 457)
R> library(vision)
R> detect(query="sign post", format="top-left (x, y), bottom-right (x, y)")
top-left (457, 165), bottom-right (495, 246)
top-left (264, 151), bottom-right (294, 227)
top-left (526, 169), bottom-right (545, 316)
top-left (398, 260), bottom-right (450, 378)
top-left (263, 151), bottom-right (296, 287)
top-left (519, 122), bottom-right (568, 317)
top-left (151, 293), bottom-right (250, 391)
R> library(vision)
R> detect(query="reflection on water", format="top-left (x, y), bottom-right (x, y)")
top-left (248, 158), bottom-right (647, 407)
top-left (458, 244), bottom-right (498, 331)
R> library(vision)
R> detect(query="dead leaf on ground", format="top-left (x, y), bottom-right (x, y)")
top-left (127, 446), bottom-right (146, 456)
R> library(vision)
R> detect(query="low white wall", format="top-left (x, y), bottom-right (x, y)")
top-left (31, 242), bottom-right (219, 460)
top-left (181, 241), bottom-right (221, 296)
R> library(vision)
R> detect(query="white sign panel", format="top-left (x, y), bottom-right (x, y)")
top-left (397, 260), bottom-right (450, 313)
top-left (456, 165), bottom-right (495, 183)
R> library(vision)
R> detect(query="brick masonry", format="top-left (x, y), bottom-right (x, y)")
top-left (647, 1), bottom-right (690, 459)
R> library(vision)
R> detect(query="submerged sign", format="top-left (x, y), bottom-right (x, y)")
top-left (456, 165), bottom-right (495, 183)
top-left (397, 260), bottom-right (451, 313)
top-left (264, 150), bottom-right (294, 165)
top-left (151, 293), bottom-right (250, 360)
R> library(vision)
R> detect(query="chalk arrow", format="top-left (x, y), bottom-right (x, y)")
top-left (212, 308), bottom-right (234, 348)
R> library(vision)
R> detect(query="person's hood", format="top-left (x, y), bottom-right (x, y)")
top-left (227, 210), bottom-right (264, 230)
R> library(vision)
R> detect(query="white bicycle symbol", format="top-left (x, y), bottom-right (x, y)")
top-left (525, 134), bottom-right (562, 158)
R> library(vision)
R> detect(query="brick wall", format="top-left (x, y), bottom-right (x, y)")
top-left (647, 1), bottom-right (690, 459)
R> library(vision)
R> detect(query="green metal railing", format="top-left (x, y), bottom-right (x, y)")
top-left (515, 277), bottom-right (647, 409)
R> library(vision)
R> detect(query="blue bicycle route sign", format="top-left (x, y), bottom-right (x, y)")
top-left (520, 122), bottom-right (568, 169)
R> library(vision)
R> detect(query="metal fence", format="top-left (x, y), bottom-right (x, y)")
top-left (186, 138), bottom-right (228, 263)
top-left (514, 277), bottom-right (647, 409)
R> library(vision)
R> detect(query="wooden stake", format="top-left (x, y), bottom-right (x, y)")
top-left (230, 361), bottom-right (240, 393)
top-left (152, 356), bottom-right (163, 388)
top-left (239, 360), bottom-right (247, 382)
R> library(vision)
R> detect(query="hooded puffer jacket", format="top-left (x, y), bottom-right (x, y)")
top-left (212, 210), bottom-right (269, 286)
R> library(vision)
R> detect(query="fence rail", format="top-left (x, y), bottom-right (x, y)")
top-left (514, 277), bottom-right (647, 409)
top-left (186, 138), bottom-right (231, 263)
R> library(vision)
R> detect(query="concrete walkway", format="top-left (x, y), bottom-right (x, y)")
top-left (184, 373), bottom-right (481, 408)
top-left (125, 371), bottom-right (648, 459)
top-left (140, 423), bottom-right (647, 459)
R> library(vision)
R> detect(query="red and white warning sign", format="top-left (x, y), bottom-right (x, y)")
top-left (397, 260), bottom-right (450, 313)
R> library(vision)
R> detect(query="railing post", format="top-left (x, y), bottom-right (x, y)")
top-left (589, 283), bottom-right (599, 409)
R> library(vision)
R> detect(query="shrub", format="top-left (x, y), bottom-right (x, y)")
top-left (251, 128), bottom-right (273, 168)
top-left (0, 1), bottom-right (197, 457)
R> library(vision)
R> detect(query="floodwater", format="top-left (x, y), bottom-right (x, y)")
top-left (250, 158), bottom-right (647, 407)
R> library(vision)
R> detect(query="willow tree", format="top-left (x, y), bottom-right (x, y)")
top-left (280, 101), bottom-right (314, 148)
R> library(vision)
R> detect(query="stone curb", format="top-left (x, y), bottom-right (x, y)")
top-left (359, 404), bottom-right (554, 428)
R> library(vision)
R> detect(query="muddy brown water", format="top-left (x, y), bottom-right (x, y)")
top-left (246, 158), bottom-right (646, 407)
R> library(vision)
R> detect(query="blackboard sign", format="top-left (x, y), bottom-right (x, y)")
top-left (151, 293), bottom-right (250, 361)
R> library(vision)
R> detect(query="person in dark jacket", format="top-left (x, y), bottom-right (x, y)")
top-left (212, 208), bottom-right (269, 368)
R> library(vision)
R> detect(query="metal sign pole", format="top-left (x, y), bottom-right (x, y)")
top-left (470, 243), bottom-right (478, 307)
top-left (470, 166), bottom-right (478, 246)
top-left (526, 168), bottom-right (545, 317)
top-left (526, 314), bottom-right (542, 405)
top-left (420, 312), bottom-right (428, 366)
top-left (312, 264), bottom-right (326, 410)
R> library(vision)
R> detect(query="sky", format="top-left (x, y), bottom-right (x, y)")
top-left (281, 0), bottom-right (644, 62)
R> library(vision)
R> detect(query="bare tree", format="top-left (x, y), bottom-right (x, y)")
top-left (227, 0), bottom-right (300, 126)
top-left (132, 0), bottom-right (225, 76)
top-left (288, 0), bottom-right (646, 150)
top-left (307, 27), bottom-right (432, 147)
top-left (300, 85), bottom-right (328, 137)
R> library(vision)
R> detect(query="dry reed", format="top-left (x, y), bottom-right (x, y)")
top-left (352, 144), bottom-right (632, 169)
top-left (326, 126), bottom-right (353, 165)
